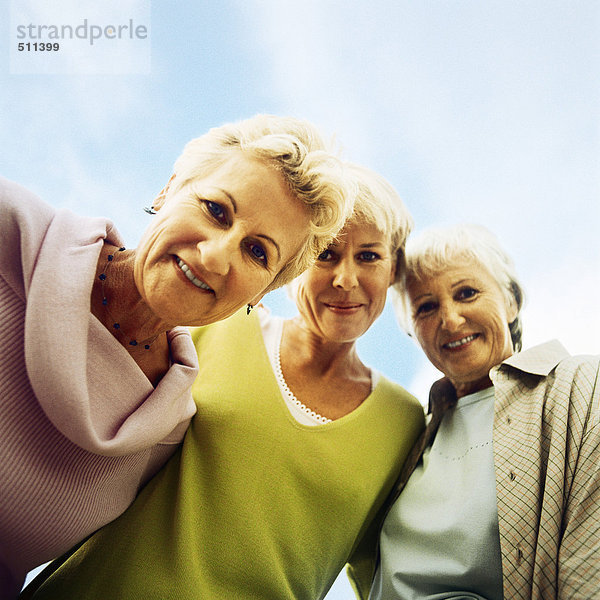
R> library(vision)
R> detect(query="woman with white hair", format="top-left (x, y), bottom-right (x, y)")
top-left (0, 114), bottom-right (353, 599)
top-left (24, 163), bottom-right (425, 600)
top-left (353, 224), bottom-right (599, 600)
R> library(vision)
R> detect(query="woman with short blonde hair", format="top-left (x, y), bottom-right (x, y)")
top-left (1, 114), bottom-right (352, 599)
top-left (25, 163), bottom-right (425, 600)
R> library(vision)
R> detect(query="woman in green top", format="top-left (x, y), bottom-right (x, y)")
top-left (24, 163), bottom-right (425, 600)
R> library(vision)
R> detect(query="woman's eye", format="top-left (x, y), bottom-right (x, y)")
top-left (358, 251), bottom-right (379, 262)
top-left (415, 301), bottom-right (437, 316)
top-left (456, 287), bottom-right (478, 301)
top-left (205, 201), bottom-right (228, 224)
top-left (247, 242), bottom-right (268, 265)
top-left (317, 249), bottom-right (334, 261)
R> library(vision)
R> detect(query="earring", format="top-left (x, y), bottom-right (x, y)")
top-left (143, 206), bottom-right (156, 215)
top-left (246, 304), bottom-right (253, 315)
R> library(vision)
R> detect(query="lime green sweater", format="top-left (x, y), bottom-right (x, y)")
top-left (29, 310), bottom-right (424, 600)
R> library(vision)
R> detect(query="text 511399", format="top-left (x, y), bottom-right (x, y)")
top-left (18, 42), bottom-right (60, 51)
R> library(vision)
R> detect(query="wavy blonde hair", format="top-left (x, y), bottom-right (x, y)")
top-left (168, 115), bottom-right (354, 292)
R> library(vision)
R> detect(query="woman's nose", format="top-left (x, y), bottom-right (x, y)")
top-left (332, 261), bottom-right (358, 290)
top-left (440, 303), bottom-right (465, 330)
top-left (197, 235), bottom-right (234, 276)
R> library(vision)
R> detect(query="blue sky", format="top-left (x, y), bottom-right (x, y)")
top-left (4, 1), bottom-right (599, 597)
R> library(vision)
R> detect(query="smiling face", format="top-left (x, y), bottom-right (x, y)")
top-left (294, 221), bottom-right (396, 344)
top-left (134, 152), bottom-right (310, 327)
top-left (407, 258), bottom-right (517, 397)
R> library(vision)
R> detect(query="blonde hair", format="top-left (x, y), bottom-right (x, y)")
top-left (392, 223), bottom-right (525, 351)
top-left (168, 115), bottom-right (353, 292)
top-left (286, 162), bottom-right (413, 301)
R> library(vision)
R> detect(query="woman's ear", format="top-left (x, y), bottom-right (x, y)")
top-left (153, 174), bottom-right (176, 210)
top-left (506, 295), bottom-right (519, 323)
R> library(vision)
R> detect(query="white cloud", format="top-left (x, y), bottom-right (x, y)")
top-left (239, 0), bottom-right (600, 367)
top-left (238, 1), bottom-right (599, 232)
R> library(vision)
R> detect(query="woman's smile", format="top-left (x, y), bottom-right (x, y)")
top-left (174, 256), bottom-right (214, 292)
top-left (323, 301), bottom-right (364, 314)
top-left (408, 259), bottom-right (516, 396)
top-left (442, 333), bottom-right (480, 350)
top-left (133, 153), bottom-right (310, 327)
top-left (294, 222), bottom-right (395, 344)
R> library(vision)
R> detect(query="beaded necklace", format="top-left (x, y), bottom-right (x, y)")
top-left (98, 247), bottom-right (158, 350)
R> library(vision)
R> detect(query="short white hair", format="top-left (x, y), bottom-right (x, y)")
top-left (392, 224), bottom-right (525, 351)
top-left (168, 114), bottom-right (354, 292)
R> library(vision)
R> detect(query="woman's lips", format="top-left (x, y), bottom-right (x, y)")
top-left (324, 302), bottom-right (363, 313)
top-left (175, 256), bottom-right (214, 292)
top-left (442, 333), bottom-right (480, 350)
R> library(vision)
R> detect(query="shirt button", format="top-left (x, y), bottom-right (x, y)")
top-left (509, 470), bottom-right (516, 481)
top-left (517, 546), bottom-right (524, 564)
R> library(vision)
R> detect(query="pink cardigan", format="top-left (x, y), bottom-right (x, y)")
top-left (0, 177), bottom-right (198, 598)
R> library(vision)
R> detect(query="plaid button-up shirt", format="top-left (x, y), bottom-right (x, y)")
top-left (348, 340), bottom-right (600, 600)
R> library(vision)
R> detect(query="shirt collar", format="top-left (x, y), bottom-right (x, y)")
top-left (427, 377), bottom-right (458, 417)
top-left (428, 339), bottom-right (570, 415)
top-left (493, 339), bottom-right (569, 377)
